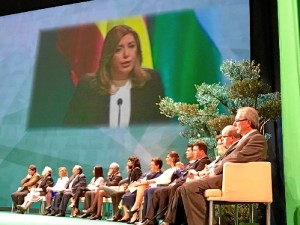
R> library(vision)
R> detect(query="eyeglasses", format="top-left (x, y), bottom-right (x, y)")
top-left (234, 118), bottom-right (248, 123)
top-left (222, 135), bottom-right (231, 138)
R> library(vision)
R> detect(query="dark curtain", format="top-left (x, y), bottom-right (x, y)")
top-left (250, 1), bottom-right (286, 225)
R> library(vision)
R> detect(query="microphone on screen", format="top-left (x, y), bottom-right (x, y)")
top-left (117, 98), bottom-right (123, 127)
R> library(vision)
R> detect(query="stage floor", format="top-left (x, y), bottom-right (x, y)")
top-left (0, 211), bottom-right (120, 225)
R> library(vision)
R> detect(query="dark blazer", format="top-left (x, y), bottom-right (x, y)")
top-left (106, 171), bottom-right (122, 186)
top-left (37, 175), bottom-right (54, 195)
top-left (64, 69), bottom-right (167, 127)
top-left (214, 129), bottom-right (267, 175)
top-left (175, 156), bottom-right (211, 183)
top-left (65, 173), bottom-right (87, 195)
top-left (143, 170), bottom-right (163, 180)
top-left (119, 167), bottom-right (143, 185)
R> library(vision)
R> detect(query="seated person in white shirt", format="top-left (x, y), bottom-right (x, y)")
top-left (69, 165), bottom-right (104, 217)
top-left (43, 167), bottom-right (69, 215)
top-left (126, 151), bottom-right (180, 221)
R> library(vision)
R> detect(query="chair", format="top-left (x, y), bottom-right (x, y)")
top-left (70, 196), bottom-right (113, 218)
top-left (70, 197), bottom-right (85, 216)
top-left (102, 197), bottom-right (113, 218)
top-left (204, 162), bottom-right (272, 225)
top-left (11, 195), bottom-right (47, 214)
top-left (39, 196), bottom-right (47, 214)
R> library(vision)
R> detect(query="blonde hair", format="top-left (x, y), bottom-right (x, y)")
top-left (92, 25), bottom-right (150, 94)
top-left (58, 167), bottom-right (68, 177)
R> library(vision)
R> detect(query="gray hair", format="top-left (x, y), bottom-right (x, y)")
top-left (237, 107), bottom-right (259, 129)
top-left (110, 162), bottom-right (119, 170)
top-left (73, 165), bottom-right (83, 174)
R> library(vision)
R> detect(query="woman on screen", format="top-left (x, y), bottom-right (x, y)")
top-left (64, 25), bottom-right (166, 127)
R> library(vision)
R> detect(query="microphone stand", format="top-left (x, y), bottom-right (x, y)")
top-left (117, 98), bottom-right (123, 127)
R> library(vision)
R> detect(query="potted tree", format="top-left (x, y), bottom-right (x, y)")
top-left (158, 59), bottom-right (281, 224)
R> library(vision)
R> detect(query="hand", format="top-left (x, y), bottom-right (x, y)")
top-left (198, 170), bottom-right (210, 178)
top-left (140, 180), bottom-right (148, 185)
top-left (64, 189), bottom-right (71, 193)
top-left (187, 169), bottom-right (197, 178)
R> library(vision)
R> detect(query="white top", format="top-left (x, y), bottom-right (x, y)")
top-left (109, 80), bottom-right (131, 128)
top-left (51, 176), bottom-right (69, 192)
top-left (87, 177), bottom-right (104, 191)
top-left (150, 167), bottom-right (177, 187)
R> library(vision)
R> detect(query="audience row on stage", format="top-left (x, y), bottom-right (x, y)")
top-left (10, 107), bottom-right (268, 225)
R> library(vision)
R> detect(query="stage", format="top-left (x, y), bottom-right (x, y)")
top-left (0, 211), bottom-right (120, 225)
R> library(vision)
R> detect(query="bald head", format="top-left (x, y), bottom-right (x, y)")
top-left (221, 125), bottom-right (240, 148)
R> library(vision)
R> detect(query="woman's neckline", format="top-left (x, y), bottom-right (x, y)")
top-left (112, 79), bottom-right (129, 87)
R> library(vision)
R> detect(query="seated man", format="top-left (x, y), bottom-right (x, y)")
top-left (11, 164), bottom-right (40, 213)
top-left (172, 107), bottom-right (268, 225)
top-left (140, 142), bottom-right (211, 225)
top-left (17, 166), bottom-right (54, 213)
top-left (79, 162), bottom-right (122, 219)
top-left (48, 165), bottom-right (86, 217)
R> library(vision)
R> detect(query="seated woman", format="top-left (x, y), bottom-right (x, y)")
top-left (110, 155), bottom-right (143, 222)
top-left (128, 151), bottom-right (180, 222)
top-left (43, 167), bottom-right (69, 215)
top-left (79, 162), bottom-right (122, 220)
top-left (120, 157), bottom-right (163, 223)
top-left (69, 165), bottom-right (104, 217)
top-left (17, 166), bottom-right (54, 213)
top-left (80, 156), bottom-right (142, 220)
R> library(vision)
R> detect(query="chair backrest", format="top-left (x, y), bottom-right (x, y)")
top-left (221, 162), bottom-right (272, 203)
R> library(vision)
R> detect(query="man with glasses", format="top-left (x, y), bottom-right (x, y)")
top-left (11, 164), bottom-right (41, 213)
top-left (174, 107), bottom-right (267, 225)
top-left (79, 162), bottom-right (122, 219)
top-left (157, 125), bottom-right (239, 225)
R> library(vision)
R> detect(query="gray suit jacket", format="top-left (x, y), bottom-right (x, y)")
top-left (214, 129), bottom-right (267, 175)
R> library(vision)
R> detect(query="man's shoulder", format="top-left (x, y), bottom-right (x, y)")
top-left (193, 157), bottom-right (211, 171)
top-left (113, 172), bottom-right (122, 178)
top-left (199, 156), bottom-right (211, 164)
top-left (33, 173), bottom-right (41, 179)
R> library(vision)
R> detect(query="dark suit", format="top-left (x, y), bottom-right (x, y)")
top-left (11, 172), bottom-right (41, 210)
top-left (37, 175), bottom-right (54, 196)
top-left (64, 69), bottom-right (167, 127)
top-left (84, 171), bottom-right (122, 210)
top-left (50, 173), bottom-right (86, 215)
top-left (144, 157), bottom-right (211, 222)
top-left (123, 170), bottom-right (163, 208)
top-left (110, 167), bottom-right (143, 215)
top-left (180, 129), bottom-right (267, 225)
